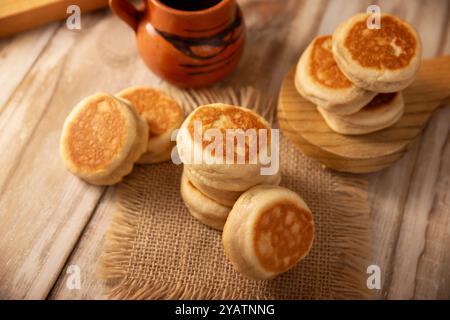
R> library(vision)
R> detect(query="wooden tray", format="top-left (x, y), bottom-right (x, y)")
top-left (278, 56), bottom-right (450, 173)
top-left (0, 0), bottom-right (109, 38)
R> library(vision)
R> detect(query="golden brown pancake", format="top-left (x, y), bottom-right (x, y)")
top-left (117, 86), bottom-right (184, 164)
top-left (222, 185), bottom-right (314, 280)
top-left (311, 36), bottom-right (352, 89)
top-left (186, 104), bottom-right (271, 162)
top-left (177, 104), bottom-right (277, 192)
top-left (180, 172), bottom-right (231, 231)
top-left (295, 35), bottom-right (376, 115)
top-left (344, 18), bottom-right (416, 70)
top-left (332, 13), bottom-right (422, 92)
top-left (60, 93), bottom-right (148, 185)
top-left (318, 91), bottom-right (404, 135)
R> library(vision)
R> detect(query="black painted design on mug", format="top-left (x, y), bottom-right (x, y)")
top-left (154, 10), bottom-right (243, 62)
top-left (186, 46), bottom-right (243, 76)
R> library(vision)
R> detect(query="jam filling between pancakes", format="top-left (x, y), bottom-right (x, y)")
top-left (253, 201), bottom-right (314, 273)
top-left (67, 97), bottom-right (127, 170)
top-left (363, 92), bottom-right (397, 111)
top-left (121, 89), bottom-right (183, 138)
top-left (344, 16), bottom-right (417, 70)
top-left (310, 36), bottom-right (352, 89)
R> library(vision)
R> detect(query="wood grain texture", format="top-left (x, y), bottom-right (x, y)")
top-left (412, 6), bottom-right (450, 299)
top-left (0, 9), bottom-right (159, 299)
top-left (0, 23), bottom-right (59, 111)
top-left (388, 107), bottom-right (450, 299)
top-left (278, 56), bottom-right (450, 173)
top-left (0, 13), bottom-right (108, 299)
top-left (0, 0), bottom-right (448, 300)
top-left (367, 0), bottom-right (450, 300)
top-left (48, 188), bottom-right (115, 299)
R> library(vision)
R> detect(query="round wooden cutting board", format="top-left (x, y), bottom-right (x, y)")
top-left (278, 56), bottom-right (450, 173)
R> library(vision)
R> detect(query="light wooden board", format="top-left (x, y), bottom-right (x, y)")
top-left (278, 56), bottom-right (450, 173)
top-left (0, 0), bottom-right (109, 37)
top-left (0, 0), bottom-right (449, 300)
top-left (366, 0), bottom-right (450, 300)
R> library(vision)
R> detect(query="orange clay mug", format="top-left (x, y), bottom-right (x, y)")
top-left (109, 0), bottom-right (246, 88)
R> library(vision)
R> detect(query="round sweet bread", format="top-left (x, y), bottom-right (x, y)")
top-left (295, 35), bottom-right (376, 115)
top-left (60, 93), bottom-right (148, 185)
top-left (332, 13), bottom-right (422, 92)
top-left (117, 86), bottom-right (184, 164)
top-left (318, 92), bottom-right (404, 135)
top-left (222, 185), bottom-right (315, 280)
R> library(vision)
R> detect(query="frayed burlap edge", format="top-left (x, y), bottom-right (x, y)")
top-left (97, 86), bottom-right (373, 300)
top-left (97, 172), bottom-right (372, 299)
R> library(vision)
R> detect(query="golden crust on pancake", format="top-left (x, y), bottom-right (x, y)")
top-left (222, 185), bottom-right (314, 280)
top-left (180, 172), bottom-right (231, 230)
top-left (295, 35), bottom-right (376, 115)
top-left (118, 86), bottom-right (183, 138)
top-left (310, 36), bottom-right (352, 89)
top-left (318, 91), bottom-right (404, 135)
top-left (185, 103), bottom-right (271, 161)
top-left (332, 13), bottom-right (422, 92)
top-left (117, 86), bottom-right (184, 164)
top-left (60, 93), bottom-right (148, 185)
top-left (64, 94), bottom-right (132, 172)
top-left (253, 201), bottom-right (314, 273)
top-left (177, 104), bottom-right (276, 191)
top-left (188, 104), bottom-right (270, 134)
top-left (344, 17), bottom-right (417, 70)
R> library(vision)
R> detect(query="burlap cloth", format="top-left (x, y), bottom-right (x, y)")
top-left (98, 87), bottom-right (372, 299)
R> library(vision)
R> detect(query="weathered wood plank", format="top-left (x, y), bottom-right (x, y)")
top-left (412, 109), bottom-right (450, 299)
top-left (48, 188), bottom-right (115, 299)
top-left (387, 106), bottom-right (450, 299)
top-left (316, 0), bottom-right (373, 34)
top-left (385, 0), bottom-right (450, 298)
top-left (0, 9), bottom-right (159, 299)
top-left (0, 15), bottom-right (104, 299)
top-left (368, 0), bottom-right (450, 299)
top-left (0, 22), bottom-right (59, 112)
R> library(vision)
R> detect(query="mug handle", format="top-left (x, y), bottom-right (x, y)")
top-left (109, 0), bottom-right (142, 32)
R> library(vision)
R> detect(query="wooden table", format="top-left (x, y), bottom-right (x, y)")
top-left (0, 0), bottom-right (449, 300)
